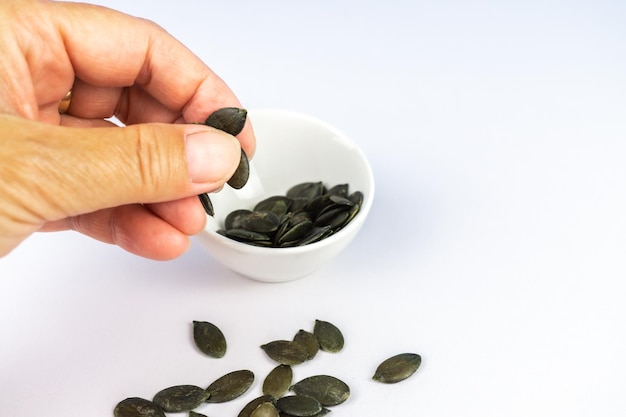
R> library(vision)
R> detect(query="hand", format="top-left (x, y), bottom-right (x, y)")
top-left (0, 0), bottom-right (256, 260)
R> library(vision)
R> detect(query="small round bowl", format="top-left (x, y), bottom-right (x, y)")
top-left (195, 108), bottom-right (375, 282)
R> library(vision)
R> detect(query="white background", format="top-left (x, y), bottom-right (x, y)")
top-left (2, 1), bottom-right (626, 416)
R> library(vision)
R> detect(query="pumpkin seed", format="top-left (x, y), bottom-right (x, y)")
top-left (198, 193), bottom-right (214, 217)
top-left (238, 395), bottom-right (273, 417)
top-left (225, 209), bottom-right (253, 230)
top-left (292, 330), bottom-right (319, 360)
top-left (260, 340), bottom-right (308, 365)
top-left (206, 369), bottom-right (254, 403)
top-left (250, 401), bottom-right (280, 417)
top-left (254, 195), bottom-right (293, 217)
top-left (193, 320), bottom-right (227, 358)
top-left (262, 364), bottom-right (293, 399)
top-left (198, 107), bottom-right (249, 213)
top-left (114, 397), bottom-right (165, 417)
top-left (204, 107), bottom-right (247, 136)
top-left (313, 320), bottom-right (344, 353)
top-left (152, 385), bottom-right (210, 413)
top-left (227, 148), bottom-right (250, 189)
top-left (372, 353), bottom-right (422, 383)
top-left (242, 211), bottom-right (281, 233)
top-left (275, 395), bottom-right (322, 417)
top-left (290, 375), bottom-right (350, 406)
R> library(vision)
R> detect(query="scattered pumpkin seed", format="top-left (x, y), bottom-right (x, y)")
top-left (262, 364), bottom-right (293, 399)
top-left (372, 353), bottom-right (422, 384)
top-left (290, 375), bottom-right (350, 406)
top-left (237, 395), bottom-right (273, 417)
top-left (114, 397), bottom-right (165, 417)
top-left (260, 340), bottom-right (308, 365)
top-left (313, 319), bottom-right (344, 353)
top-left (206, 369), bottom-right (254, 403)
top-left (193, 320), bottom-right (227, 358)
top-left (152, 385), bottom-right (210, 413)
top-left (292, 330), bottom-right (319, 360)
top-left (275, 395), bottom-right (322, 417)
top-left (250, 401), bottom-right (280, 417)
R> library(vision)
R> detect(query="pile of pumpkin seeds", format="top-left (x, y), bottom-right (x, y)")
top-left (114, 319), bottom-right (421, 417)
top-left (217, 182), bottom-right (364, 247)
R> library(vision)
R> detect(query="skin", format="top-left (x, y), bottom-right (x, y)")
top-left (0, 0), bottom-right (256, 260)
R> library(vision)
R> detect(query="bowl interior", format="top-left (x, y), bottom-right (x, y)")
top-left (205, 109), bottom-right (374, 239)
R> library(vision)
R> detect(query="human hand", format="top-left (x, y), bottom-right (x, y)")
top-left (0, 0), bottom-right (256, 260)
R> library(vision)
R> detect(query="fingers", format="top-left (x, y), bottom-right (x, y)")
top-left (51, 2), bottom-right (255, 156)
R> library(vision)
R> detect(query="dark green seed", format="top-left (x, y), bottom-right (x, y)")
top-left (277, 220), bottom-right (313, 246)
top-left (242, 211), bottom-right (281, 233)
top-left (254, 195), bottom-right (293, 217)
top-left (198, 193), bottom-right (214, 217)
top-left (114, 397), bottom-right (165, 417)
top-left (286, 182), bottom-right (324, 200)
top-left (227, 149), bottom-right (250, 189)
top-left (276, 395), bottom-right (322, 417)
top-left (290, 375), bottom-right (350, 406)
top-left (313, 320), bottom-right (344, 353)
top-left (373, 353), bottom-right (422, 383)
top-left (204, 107), bottom-right (247, 136)
top-left (326, 183), bottom-right (349, 197)
top-left (152, 385), bottom-right (210, 413)
top-left (225, 228), bottom-right (271, 242)
top-left (250, 401), bottom-right (280, 417)
top-left (261, 340), bottom-right (308, 365)
top-left (193, 320), bottom-right (227, 358)
top-left (225, 209), bottom-right (252, 229)
top-left (238, 395), bottom-right (273, 417)
top-left (262, 364), bottom-right (293, 399)
top-left (292, 330), bottom-right (319, 360)
top-left (206, 369), bottom-right (254, 403)
top-left (295, 226), bottom-right (332, 247)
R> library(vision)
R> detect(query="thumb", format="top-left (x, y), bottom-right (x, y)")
top-left (1, 114), bottom-right (241, 230)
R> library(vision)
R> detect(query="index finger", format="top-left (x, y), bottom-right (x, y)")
top-left (55, 2), bottom-right (255, 155)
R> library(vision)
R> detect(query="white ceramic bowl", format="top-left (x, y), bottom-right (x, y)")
top-left (195, 109), bottom-right (375, 282)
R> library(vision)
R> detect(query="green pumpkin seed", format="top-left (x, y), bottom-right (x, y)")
top-left (225, 209), bottom-right (252, 230)
top-left (275, 395), bottom-right (322, 417)
top-left (313, 319), bottom-right (344, 353)
top-left (206, 369), bottom-right (254, 403)
top-left (262, 364), bottom-right (293, 399)
top-left (204, 107), bottom-right (247, 136)
top-left (372, 353), bottom-right (422, 383)
top-left (250, 401), bottom-right (280, 417)
top-left (114, 397), bottom-right (165, 417)
top-left (260, 340), bottom-right (308, 365)
top-left (152, 385), bottom-right (210, 413)
top-left (193, 320), bottom-right (227, 358)
top-left (254, 195), bottom-right (293, 217)
top-left (198, 193), bottom-right (214, 217)
top-left (242, 211), bottom-right (281, 233)
top-left (227, 148), bottom-right (250, 189)
top-left (290, 375), bottom-right (350, 406)
top-left (292, 330), bottom-right (319, 360)
top-left (237, 395), bottom-right (273, 417)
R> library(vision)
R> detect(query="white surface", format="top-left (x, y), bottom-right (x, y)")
top-left (197, 109), bottom-right (375, 282)
top-left (1, 1), bottom-right (626, 416)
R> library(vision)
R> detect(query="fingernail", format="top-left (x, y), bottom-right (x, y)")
top-left (185, 129), bottom-right (240, 183)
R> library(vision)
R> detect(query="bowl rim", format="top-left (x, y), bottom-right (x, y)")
top-left (199, 108), bottom-right (375, 255)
